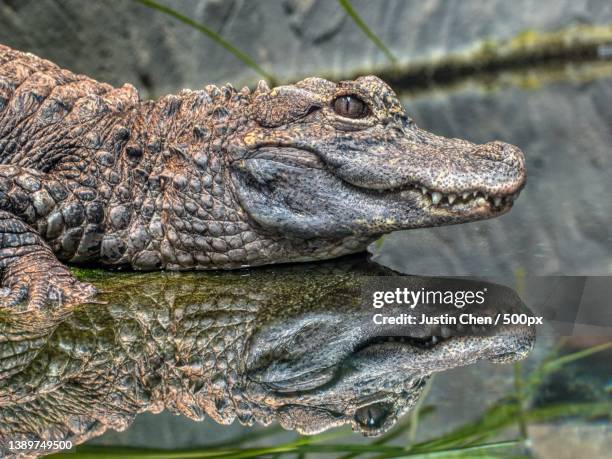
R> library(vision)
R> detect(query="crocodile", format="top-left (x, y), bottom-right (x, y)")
top-left (0, 260), bottom-right (535, 456)
top-left (0, 45), bottom-right (526, 310)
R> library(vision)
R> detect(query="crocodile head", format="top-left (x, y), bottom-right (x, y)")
top-left (241, 276), bottom-right (535, 435)
top-left (230, 76), bottom-right (525, 259)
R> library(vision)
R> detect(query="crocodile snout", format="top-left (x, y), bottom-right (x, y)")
top-left (477, 141), bottom-right (526, 170)
top-left (474, 140), bottom-right (527, 195)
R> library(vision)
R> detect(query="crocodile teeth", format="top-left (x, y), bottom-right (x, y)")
top-left (408, 183), bottom-right (517, 209)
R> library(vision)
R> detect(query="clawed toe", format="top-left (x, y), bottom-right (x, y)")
top-left (60, 280), bottom-right (98, 303)
top-left (1, 274), bottom-right (97, 311)
top-left (0, 213), bottom-right (98, 312)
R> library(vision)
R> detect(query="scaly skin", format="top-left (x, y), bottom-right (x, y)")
top-left (0, 262), bottom-right (535, 457)
top-left (0, 45), bottom-right (526, 310)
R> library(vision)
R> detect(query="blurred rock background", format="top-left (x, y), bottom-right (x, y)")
top-left (1, 0), bottom-right (611, 95)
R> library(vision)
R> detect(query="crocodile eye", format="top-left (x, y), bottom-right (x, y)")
top-left (333, 95), bottom-right (369, 119)
top-left (354, 402), bottom-right (393, 430)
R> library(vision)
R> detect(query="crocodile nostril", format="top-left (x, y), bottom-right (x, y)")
top-left (471, 142), bottom-right (504, 162)
top-left (498, 142), bottom-right (526, 171)
top-left (474, 141), bottom-right (525, 168)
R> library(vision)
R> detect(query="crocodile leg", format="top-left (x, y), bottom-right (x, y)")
top-left (0, 211), bottom-right (96, 310)
top-left (0, 163), bottom-right (97, 309)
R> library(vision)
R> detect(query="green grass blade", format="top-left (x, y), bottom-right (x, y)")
top-left (380, 406), bottom-right (435, 446)
top-left (337, 0), bottom-right (397, 64)
top-left (540, 341), bottom-right (612, 372)
top-left (527, 341), bottom-right (612, 391)
top-left (513, 362), bottom-right (529, 439)
top-left (51, 446), bottom-right (233, 458)
top-left (393, 439), bottom-right (520, 458)
top-left (133, 0), bottom-right (276, 83)
top-left (409, 375), bottom-right (435, 443)
top-left (526, 401), bottom-right (612, 423)
top-left (410, 402), bottom-right (520, 452)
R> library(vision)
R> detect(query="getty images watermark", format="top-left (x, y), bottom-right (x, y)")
top-left (362, 278), bottom-right (543, 332)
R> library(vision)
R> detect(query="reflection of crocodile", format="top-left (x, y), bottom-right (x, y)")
top-left (0, 261), bottom-right (535, 456)
top-left (0, 45), bottom-right (525, 309)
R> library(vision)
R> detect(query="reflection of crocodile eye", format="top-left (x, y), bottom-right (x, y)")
top-left (333, 95), bottom-right (369, 119)
top-left (354, 402), bottom-right (392, 429)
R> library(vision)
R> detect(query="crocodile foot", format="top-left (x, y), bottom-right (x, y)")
top-left (0, 252), bottom-right (96, 311)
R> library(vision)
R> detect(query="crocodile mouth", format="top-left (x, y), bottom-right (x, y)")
top-left (255, 322), bottom-right (529, 394)
top-left (245, 147), bottom-right (521, 214)
top-left (245, 281), bottom-right (536, 436)
top-left (354, 333), bottom-right (448, 352)
top-left (254, 326), bottom-right (534, 436)
top-left (349, 328), bottom-right (525, 363)
top-left (392, 183), bottom-right (520, 214)
top-left (232, 145), bottom-right (524, 242)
